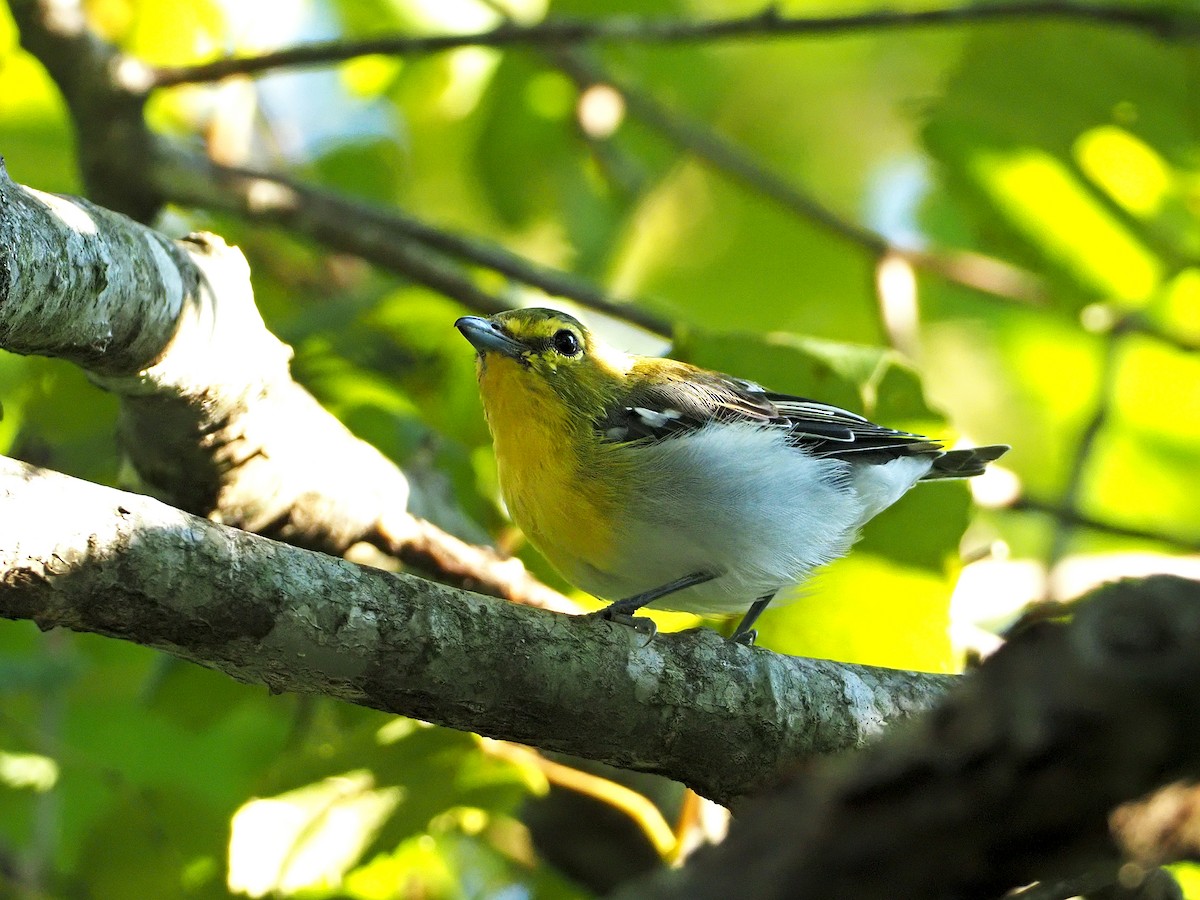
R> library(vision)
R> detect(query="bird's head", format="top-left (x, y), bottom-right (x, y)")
top-left (456, 308), bottom-right (632, 421)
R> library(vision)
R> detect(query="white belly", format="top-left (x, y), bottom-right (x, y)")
top-left (573, 424), bottom-right (932, 615)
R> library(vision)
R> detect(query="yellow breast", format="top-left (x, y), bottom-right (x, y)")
top-left (477, 355), bottom-right (623, 587)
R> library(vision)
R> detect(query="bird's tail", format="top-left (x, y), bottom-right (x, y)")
top-left (922, 444), bottom-right (1010, 480)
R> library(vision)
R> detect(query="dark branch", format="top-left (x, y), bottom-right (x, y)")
top-left (627, 575), bottom-right (1200, 899)
top-left (1011, 496), bottom-right (1200, 555)
top-left (150, 149), bottom-right (674, 335)
top-left (141, 3), bottom-right (1197, 89)
top-left (1121, 311), bottom-right (1200, 354)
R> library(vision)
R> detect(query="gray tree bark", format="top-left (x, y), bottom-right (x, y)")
top-left (0, 162), bottom-right (570, 610)
top-left (0, 455), bottom-right (951, 805)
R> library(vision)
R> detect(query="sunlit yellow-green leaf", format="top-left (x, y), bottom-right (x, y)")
top-left (0, 751), bottom-right (58, 792)
top-left (1074, 125), bottom-right (1172, 219)
top-left (341, 839), bottom-right (456, 900)
top-left (1110, 334), bottom-right (1200, 446)
top-left (922, 303), bottom-right (1105, 500)
top-left (966, 145), bottom-right (1161, 304)
top-left (121, 0), bottom-right (227, 64)
top-left (228, 771), bottom-right (402, 897)
top-left (340, 54), bottom-right (404, 99)
top-left (1170, 862), bottom-right (1200, 899)
top-left (1082, 421), bottom-right (1200, 542)
top-left (759, 554), bottom-right (958, 673)
top-left (1148, 268), bottom-right (1200, 347)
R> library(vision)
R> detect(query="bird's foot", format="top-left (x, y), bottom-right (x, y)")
top-left (729, 628), bottom-right (757, 647)
top-left (587, 606), bottom-right (658, 643)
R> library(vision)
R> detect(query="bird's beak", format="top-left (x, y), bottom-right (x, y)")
top-left (455, 316), bottom-right (526, 358)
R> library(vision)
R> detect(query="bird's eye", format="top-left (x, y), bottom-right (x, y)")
top-left (551, 329), bottom-right (581, 357)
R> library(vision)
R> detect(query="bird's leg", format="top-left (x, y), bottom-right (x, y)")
top-left (729, 594), bottom-right (775, 646)
top-left (589, 571), bottom-right (717, 638)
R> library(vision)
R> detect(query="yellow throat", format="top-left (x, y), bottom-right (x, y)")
top-left (476, 351), bottom-right (626, 588)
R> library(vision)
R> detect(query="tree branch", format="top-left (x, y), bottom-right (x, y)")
top-left (138, 3), bottom-right (1198, 89)
top-left (10, 0), bottom-right (672, 336)
top-left (148, 147), bottom-right (674, 336)
top-left (0, 455), bottom-right (953, 805)
top-left (178, 21), bottom-right (1050, 311)
top-left (0, 164), bottom-right (572, 613)
top-left (1010, 497), bottom-right (1200, 555)
top-left (626, 575), bottom-right (1200, 899)
top-left (1112, 782), bottom-right (1200, 869)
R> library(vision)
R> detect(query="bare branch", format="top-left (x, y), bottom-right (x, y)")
top-left (1010, 497), bottom-right (1200, 555)
top-left (140, 3), bottom-right (1197, 89)
top-left (0, 455), bottom-right (953, 805)
top-left (149, 148), bottom-right (674, 335)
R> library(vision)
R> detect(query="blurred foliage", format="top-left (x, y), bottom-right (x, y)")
top-left (2, 0), bottom-right (1199, 896)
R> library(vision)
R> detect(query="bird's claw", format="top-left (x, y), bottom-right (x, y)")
top-left (730, 628), bottom-right (757, 647)
top-left (588, 608), bottom-right (658, 644)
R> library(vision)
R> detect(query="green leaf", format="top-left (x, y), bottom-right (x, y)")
top-left (252, 719), bottom-right (541, 880)
top-left (311, 139), bottom-right (407, 205)
top-left (610, 162), bottom-right (881, 339)
top-left (923, 22), bottom-right (1192, 309)
top-left (758, 554), bottom-right (958, 674)
top-left (74, 788), bottom-right (228, 900)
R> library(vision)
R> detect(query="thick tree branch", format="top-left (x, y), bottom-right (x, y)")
top-left (627, 575), bottom-right (1200, 899)
top-left (139, 3), bottom-right (1197, 89)
top-left (0, 164), bottom-right (572, 612)
top-left (0, 455), bottom-right (953, 805)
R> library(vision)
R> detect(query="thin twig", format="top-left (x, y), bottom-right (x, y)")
top-left (139, 3), bottom-right (1197, 89)
top-left (1046, 321), bottom-right (1127, 566)
top-left (1011, 496), bottom-right (1200, 555)
top-left (1122, 311), bottom-right (1200, 354)
top-left (373, 513), bottom-right (580, 615)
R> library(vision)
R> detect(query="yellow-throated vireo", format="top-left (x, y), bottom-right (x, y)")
top-left (457, 308), bottom-right (1008, 644)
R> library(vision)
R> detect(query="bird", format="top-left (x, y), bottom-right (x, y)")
top-left (456, 307), bottom-right (1008, 644)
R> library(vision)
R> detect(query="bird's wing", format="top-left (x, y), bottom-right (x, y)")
top-left (596, 362), bottom-right (941, 460)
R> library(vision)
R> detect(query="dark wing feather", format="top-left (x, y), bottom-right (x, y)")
top-left (596, 363), bottom-right (942, 461)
